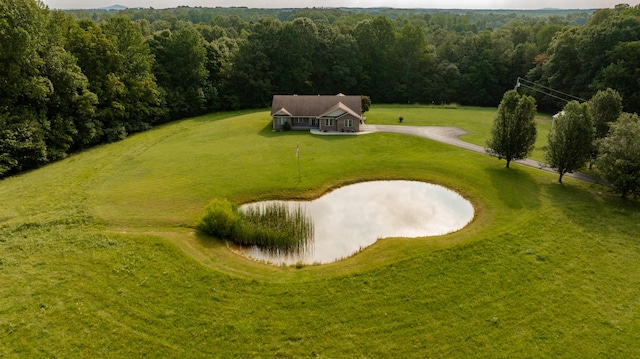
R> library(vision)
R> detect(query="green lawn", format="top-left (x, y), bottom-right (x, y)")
top-left (366, 104), bottom-right (553, 162)
top-left (1, 106), bottom-right (639, 357)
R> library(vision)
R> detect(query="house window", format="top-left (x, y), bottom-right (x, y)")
top-left (344, 119), bottom-right (353, 127)
top-left (278, 117), bottom-right (286, 125)
top-left (294, 117), bottom-right (304, 124)
top-left (325, 118), bottom-right (333, 126)
top-left (311, 119), bottom-right (318, 126)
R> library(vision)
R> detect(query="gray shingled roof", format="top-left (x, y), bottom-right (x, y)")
top-left (270, 94), bottom-right (362, 119)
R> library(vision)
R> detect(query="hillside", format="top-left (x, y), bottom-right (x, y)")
top-left (2, 107), bottom-right (640, 357)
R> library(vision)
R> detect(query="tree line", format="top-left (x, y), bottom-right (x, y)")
top-left (488, 88), bottom-right (640, 197)
top-left (1, 0), bottom-right (639, 177)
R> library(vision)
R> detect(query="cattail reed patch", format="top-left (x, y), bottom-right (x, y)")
top-left (235, 202), bottom-right (314, 253)
top-left (198, 199), bottom-right (314, 253)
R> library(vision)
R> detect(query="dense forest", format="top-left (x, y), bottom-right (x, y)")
top-left (1, 0), bottom-right (639, 177)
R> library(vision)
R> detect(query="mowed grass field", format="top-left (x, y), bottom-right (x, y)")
top-left (366, 104), bottom-right (554, 161)
top-left (1, 105), bottom-right (639, 357)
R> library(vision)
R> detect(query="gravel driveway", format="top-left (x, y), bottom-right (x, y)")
top-left (356, 124), bottom-right (595, 183)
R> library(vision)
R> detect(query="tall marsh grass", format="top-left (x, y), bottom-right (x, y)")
top-left (198, 199), bottom-right (314, 252)
top-left (236, 202), bottom-right (314, 252)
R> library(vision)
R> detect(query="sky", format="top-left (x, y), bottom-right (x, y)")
top-left (41, 0), bottom-right (640, 10)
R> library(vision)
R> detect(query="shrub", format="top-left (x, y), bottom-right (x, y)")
top-left (198, 198), bottom-right (239, 238)
top-left (283, 121), bottom-right (291, 131)
top-left (198, 200), bottom-right (314, 253)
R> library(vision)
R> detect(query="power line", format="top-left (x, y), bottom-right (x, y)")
top-left (514, 77), bottom-right (587, 103)
top-left (517, 82), bottom-right (574, 103)
top-left (517, 77), bottom-right (586, 102)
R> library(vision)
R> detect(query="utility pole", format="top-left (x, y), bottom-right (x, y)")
top-left (296, 144), bottom-right (301, 182)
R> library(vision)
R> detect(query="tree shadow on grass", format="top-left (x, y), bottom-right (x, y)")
top-left (190, 109), bottom-right (265, 124)
top-left (257, 123), bottom-right (355, 143)
top-left (310, 132), bottom-right (363, 142)
top-left (257, 122), bottom-right (318, 140)
top-left (485, 166), bottom-right (542, 210)
top-left (258, 120), bottom-right (279, 137)
top-left (192, 230), bottom-right (225, 249)
top-left (545, 180), bottom-right (640, 236)
top-left (185, 230), bottom-right (237, 263)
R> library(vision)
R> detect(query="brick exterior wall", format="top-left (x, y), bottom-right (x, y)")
top-left (273, 115), bottom-right (360, 132)
top-left (271, 95), bottom-right (362, 132)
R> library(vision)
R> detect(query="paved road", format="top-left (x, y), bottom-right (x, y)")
top-left (358, 124), bottom-right (596, 183)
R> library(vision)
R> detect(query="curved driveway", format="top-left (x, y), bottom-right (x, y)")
top-left (358, 124), bottom-right (595, 183)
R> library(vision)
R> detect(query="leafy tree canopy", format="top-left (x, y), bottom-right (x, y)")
top-left (588, 88), bottom-right (623, 140)
top-left (595, 112), bottom-right (640, 198)
top-left (486, 90), bottom-right (537, 168)
top-left (545, 101), bottom-right (594, 183)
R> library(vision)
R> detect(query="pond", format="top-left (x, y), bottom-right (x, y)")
top-left (237, 180), bottom-right (474, 265)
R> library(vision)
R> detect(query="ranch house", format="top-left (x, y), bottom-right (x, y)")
top-left (271, 94), bottom-right (363, 132)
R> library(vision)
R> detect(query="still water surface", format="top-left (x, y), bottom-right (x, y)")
top-left (238, 180), bottom-right (474, 265)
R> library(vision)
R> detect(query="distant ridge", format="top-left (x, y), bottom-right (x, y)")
top-left (101, 4), bottom-right (127, 11)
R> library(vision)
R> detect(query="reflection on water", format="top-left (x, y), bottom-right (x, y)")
top-left (238, 180), bottom-right (474, 265)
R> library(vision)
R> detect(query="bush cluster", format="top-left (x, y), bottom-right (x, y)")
top-left (198, 199), bottom-right (314, 252)
top-left (198, 199), bottom-right (239, 238)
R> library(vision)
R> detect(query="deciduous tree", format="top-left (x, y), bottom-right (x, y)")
top-left (544, 101), bottom-right (593, 183)
top-left (274, 17), bottom-right (318, 94)
top-left (150, 27), bottom-right (209, 120)
top-left (543, 27), bottom-right (582, 105)
top-left (43, 11), bottom-right (98, 156)
top-left (591, 41), bottom-right (640, 114)
top-left (101, 16), bottom-right (161, 133)
top-left (227, 18), bottom-right (281, 108)
top-left (392, 23), bottom-right (432, 103)
top-left (587, 88), bottom-right (622, 167)
top-left (353, 16), bottom-right (395, 102)
top-left (0, 0), bottom-right (96, 174)
top-left (588, 88), bottom-right (623, 140)
top-left (67, 17), bottom-right (160, 142)
top-left (595, 113), bottom-right (640, 198)
top-left (361, 96), bottom-right (371, 113)
top-left (486, 90), bottom-right (537, 168)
